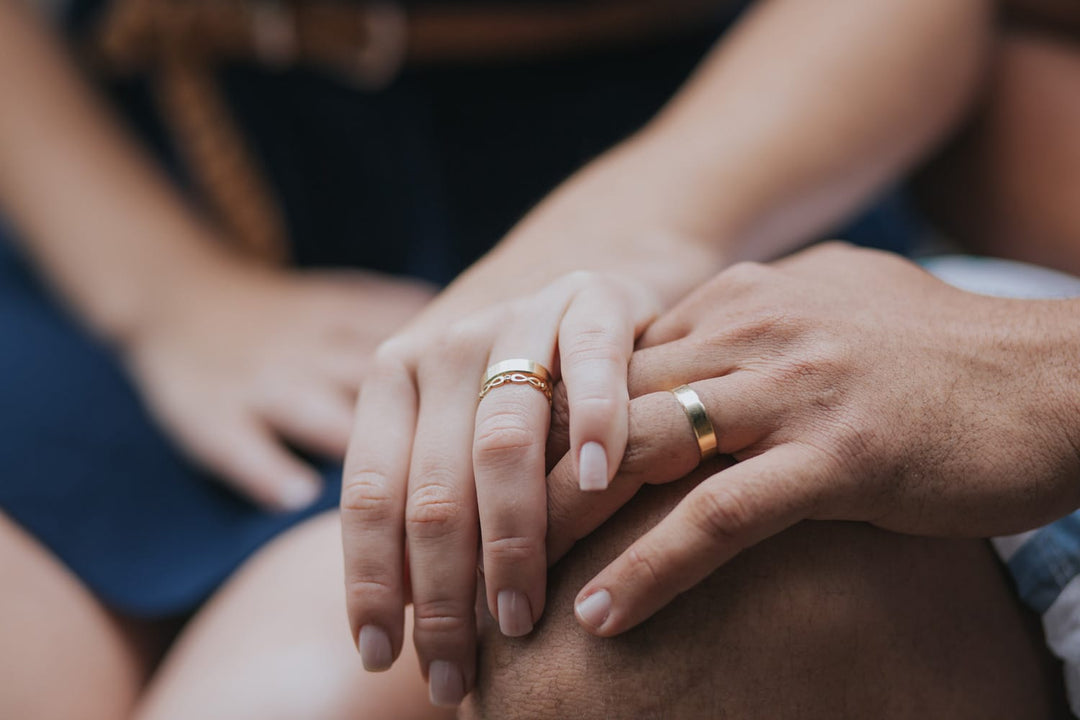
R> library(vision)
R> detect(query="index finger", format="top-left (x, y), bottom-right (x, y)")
top-left (573, 444), bottom-right (829, 636)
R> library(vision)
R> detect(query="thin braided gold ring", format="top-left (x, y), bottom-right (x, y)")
top-left (479, 359), bottom-right (553, 404)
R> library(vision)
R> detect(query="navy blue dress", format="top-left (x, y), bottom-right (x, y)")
top-left (0, 3), bottom-right (916, 618)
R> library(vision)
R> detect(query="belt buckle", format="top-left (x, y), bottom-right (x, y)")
top-left (353, 2), bottom-right (408, 90)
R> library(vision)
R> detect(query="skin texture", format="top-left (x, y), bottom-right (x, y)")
top-left (539, 244), bottom-right (1080, 636)
top-left (341, 1), bottom-right (992, 704)
top-left (462, 481), bottom-right (1070, 720)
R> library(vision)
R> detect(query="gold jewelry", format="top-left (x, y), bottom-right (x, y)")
top-left (671, 385), bottom-right (718, 461)
top-left (479, 359), bottom-right (553, 404)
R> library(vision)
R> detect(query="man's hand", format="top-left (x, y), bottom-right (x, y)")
top-left (545, 243), bottom-right (1080, 636)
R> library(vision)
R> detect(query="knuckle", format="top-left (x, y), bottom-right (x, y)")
top-left (570, 395), bottom-right (623, 426)
top-left (557, 269), bottom-right (597, 293)
top-left (624, 543), bottom-right (666, 589)
top-left (340, 471), bottom-right (399, 524)
top-left (474, 414), bottom-right (537, 468)
top-left (710, 311), bottom-right (800, 352)
top-left (689, 484), bottom-right (754, 550)
top-left (373, 337), bottom-right (414, 367)
top-left (485, 534), bottom-right (542, 564)
top-left (345, 575), bottom-right (399, 609)
top-left (412, 599), bottom-right (473, 637)
top-left (721, 261), bottom-right (772, 291)
top-left (812, 240), bottom-right (854, 257)
top-left (442, 315), bottom-right (496, 354)
top-left (550, 382), bottom-right (570, 435)
top-left (562, 326), bottom-right (623, 366)
top-left (621, 431), bottom-right (680, 484)
top-left (406, 479), bottom-right (467, 537)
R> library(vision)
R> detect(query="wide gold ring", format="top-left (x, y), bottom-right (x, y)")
top-left (671, 384), bottom-right (718, 461)
top-left (479, 359), bottom-right (553, 404)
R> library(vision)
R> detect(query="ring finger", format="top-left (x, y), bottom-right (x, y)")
top-left (473, 302), bottom-right (566, 637)
top-left (546, 371), bottom-right (784, 563)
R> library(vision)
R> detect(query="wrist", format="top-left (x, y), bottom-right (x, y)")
top-left (1025, 299), bottom-right (1080, 483)
top-left (96, 237), bottom-right (256, 353)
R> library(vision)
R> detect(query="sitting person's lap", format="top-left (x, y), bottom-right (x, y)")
top-left (464, 476), bottom-right (1068, 719)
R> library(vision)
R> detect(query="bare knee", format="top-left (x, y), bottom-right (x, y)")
top-left (464, 480), bottom-right (1066, 720)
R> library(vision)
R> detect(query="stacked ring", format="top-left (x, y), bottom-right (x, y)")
top-left (479, 359), bottom-right (554, 404)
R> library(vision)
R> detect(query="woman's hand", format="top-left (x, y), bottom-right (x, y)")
top-left (542, 244), bottom-right (1080, 637)
top-left (122, 264), bottom-right (433, 511)
top-left (340, 269), bottom-right (661, 705)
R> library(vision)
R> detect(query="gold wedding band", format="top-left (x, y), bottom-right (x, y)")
top-left (479, 359), bottom-right (553, 404)
top-left (671, 384), bottom-right (718, 461)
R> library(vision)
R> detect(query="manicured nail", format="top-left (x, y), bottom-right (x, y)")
top-left (579, 442), bottom-right (609, 492)
top-left (497, 589), bottom-right (534, 637)
top-left (575, 589), bottom-right (611, 630)
top-left (429, 660), bottom-right (466, 707)
top-left (278, 477), bottom-right (320, 510)
top-left (358, 625), bottom-right (393, 672)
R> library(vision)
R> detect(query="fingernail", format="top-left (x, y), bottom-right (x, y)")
top-left (278, 477), bottom-right (320, 510)
top-left (358, 625), bottom-right (393, 672)
top-left (428, 660), bottom-right (466, 707)
top-left (579, 441), bottom-right (609, 492)
top-left (497, 589), bottom-right (534, 637)
top-left (575, 589), bottom-right (611, 630)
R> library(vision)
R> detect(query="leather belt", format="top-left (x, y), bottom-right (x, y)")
top-left (96, 1), bottom-right (727, 88)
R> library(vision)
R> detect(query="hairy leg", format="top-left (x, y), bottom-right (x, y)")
top-left (134, 511), bottom-right (452, 720)
top-left (463, 479), bottom-right (1067, 720)
top-left (917, 27), bottom-right (1080, 274)
top-left (0, 511), bottom-right (164, 720)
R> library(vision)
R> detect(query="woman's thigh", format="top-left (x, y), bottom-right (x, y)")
top-left (0, 511), bottom-right (162, 720)
top-left (134, 511), bottom-right (452, 720)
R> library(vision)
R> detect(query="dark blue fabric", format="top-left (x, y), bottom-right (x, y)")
top-left (1, 7), bottom-right (916, 618)
top-left (0, 238), bottom-right (340, 616)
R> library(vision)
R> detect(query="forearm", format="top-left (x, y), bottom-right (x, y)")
top-left (0, 0), bottom-right (239, 345)
top-left (448, 0), bottom-right (993, 315)
top-left (637, 0), bottom-right (993, 262)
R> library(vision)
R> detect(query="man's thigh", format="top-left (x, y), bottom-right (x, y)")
top-left (464, 479), bottom-right (1067, 720)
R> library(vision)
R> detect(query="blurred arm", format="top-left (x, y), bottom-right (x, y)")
top-left (448, 0), bottom-right (993, 314)
top-left (0, 0), bottom-right (242, 346)
top-left (634, 0), bottom-right (993, 263)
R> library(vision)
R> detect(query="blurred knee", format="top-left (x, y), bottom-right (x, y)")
top-left (0, 512), bottom-right (157, 720)
top-left (463, 480), bottom-right (1064, 720)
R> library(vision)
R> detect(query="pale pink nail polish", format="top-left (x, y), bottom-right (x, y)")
top-left (579, 442), bottom-right (609, 492)
top-left (429, 660), bottom-right (466, 707)
top-left (575, 590), bottom-right (612, 630)
top-left (278, 477), bottom-right (320, 510)
top-left (358, 625), bottom-right (393, 671)
top-left (498, 589), bottom-right (534, 637)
